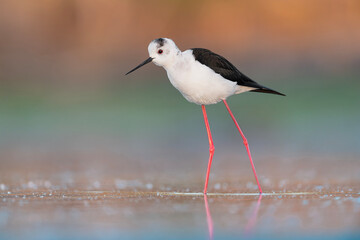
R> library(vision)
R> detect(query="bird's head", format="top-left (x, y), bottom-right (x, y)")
top-left (126, 38), bottom-right (180, 75)
top-left (148, 38), bottom-right (180, 67)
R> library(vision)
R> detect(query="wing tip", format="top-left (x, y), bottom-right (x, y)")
top-left (250, 88), bottom-right (286, 96)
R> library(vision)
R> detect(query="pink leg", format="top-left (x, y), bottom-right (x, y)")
top-left (202, 105), bottom-right (215, 194)
top-left (223, 100), bottom-right (263, 194)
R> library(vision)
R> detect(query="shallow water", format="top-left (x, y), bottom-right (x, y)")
top-left (1, 155), bottom-right (359, 240)
top-left (1, 190), bottom-right (359, 239)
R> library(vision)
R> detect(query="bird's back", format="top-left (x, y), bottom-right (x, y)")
top-left (191, 48), bottom-right (285, 96)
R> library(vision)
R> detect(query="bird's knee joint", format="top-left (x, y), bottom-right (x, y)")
top-left (243, 139), bottom-right (248, 146)
top-left (209, 146), bottom-right (215, 153)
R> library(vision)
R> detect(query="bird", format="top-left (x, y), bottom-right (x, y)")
top-left (126, 38), bottom-right (285, 194)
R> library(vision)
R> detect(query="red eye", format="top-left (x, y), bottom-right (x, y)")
top-left (158, 49), bottom-right (163, 54)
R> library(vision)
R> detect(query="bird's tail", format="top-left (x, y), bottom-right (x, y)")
top-left (251, 87), bottom-right (285, 96)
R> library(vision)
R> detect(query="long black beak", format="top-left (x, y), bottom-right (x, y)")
top-left (125, 57), bottom-right (153, 75)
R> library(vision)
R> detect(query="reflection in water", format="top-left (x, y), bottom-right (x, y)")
top-left (245, 194), bottom-right (263, 235)
top-left (204, 194), bottom-right (214, 240)
top-left (204, 194), bottom-right (263, 239)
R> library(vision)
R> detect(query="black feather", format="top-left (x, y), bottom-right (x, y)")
top-left (191, 48), bottom-right (285, 96)
top-left (154, 38), bottom-right (165, 47)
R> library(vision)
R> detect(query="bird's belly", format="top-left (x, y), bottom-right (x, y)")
top-left (167, 62), bottom-right (237, 105)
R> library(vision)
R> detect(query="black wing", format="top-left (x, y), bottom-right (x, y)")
top-left (191, 48), bottom-right (285, 96)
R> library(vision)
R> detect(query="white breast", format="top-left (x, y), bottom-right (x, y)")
top-left (164, 50), bottom-right (238, 105)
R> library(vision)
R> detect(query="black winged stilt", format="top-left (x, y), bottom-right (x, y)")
top-left (126, 38), bottom-right (285, 194)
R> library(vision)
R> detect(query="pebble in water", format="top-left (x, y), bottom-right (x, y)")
top-left (44, 181), bottom-right (52, 188)
top-left (93, 181), bottom-right (101, 189)
top-left (214, 183), bottom-right (221, 190)
top-left (27, 181), bottom-right (38, 189)
top-left (0, 184), bottom-right (7, 191)
top-left (145, 183), bottom-right (153, 190)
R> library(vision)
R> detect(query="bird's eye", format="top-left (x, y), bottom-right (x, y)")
top-left (158, 49), bottom-right (163, 54)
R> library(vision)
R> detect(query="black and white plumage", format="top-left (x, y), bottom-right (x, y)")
top-left (126, 38), bottom-right (284, 105)
top-left (191, 48), bottom-right (285, 96)
top-left (126, 37), bottom-right (285, 194)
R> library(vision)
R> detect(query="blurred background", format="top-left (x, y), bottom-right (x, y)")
top-left (1, 0), bottom-right (360, 239)
top-left (0, 0), bottom-right (360, 189)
